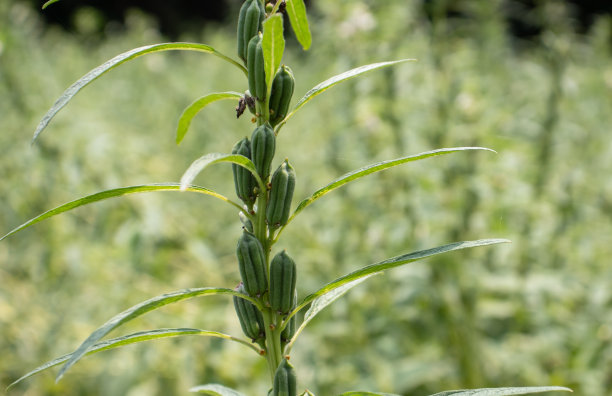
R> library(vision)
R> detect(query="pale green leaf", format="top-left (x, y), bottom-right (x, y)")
top-left (279, 59), bottom-right (415, 128)
top-left (56, 288), bottom-right (261, 382)
top-left (176, 92), bottom-right (243, 144)
top-left (0, 183), bottom-right (243, 242)
top-left (287, 239), bottom-right (511, 320)
top-left (284, 147), bottom-right (494, 229)
top-left (285, 0), bottom-right (312, 50)
top-left (8, 328), bottom-right (260, 390)
top-left (180, 153), bottom-right (265, 193)
top-left (301, 391), bottom-right (317, 396)
top-left (33, 43), bottom-right (246, 142)
top-left (428, 386), bottom-right (572, 396)
top-left (189, 384), bottom-right (248, 396)
top-left (42, 0), bottom-right (60, 8)
top-left (262, 15), bottom-right (285, 98)
top-left (285, 275), bottom-right (377, 352)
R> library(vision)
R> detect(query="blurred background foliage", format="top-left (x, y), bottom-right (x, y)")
top-left (1, 0), bottom-right (611, 395)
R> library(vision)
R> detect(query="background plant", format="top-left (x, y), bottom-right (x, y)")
top-left (1, 0), bottom-right (610, 395)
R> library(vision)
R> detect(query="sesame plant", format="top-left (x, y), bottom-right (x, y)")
top-left (2, 1), bottom-right (573, 395)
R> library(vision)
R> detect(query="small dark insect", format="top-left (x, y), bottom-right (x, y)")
top-left (279, 1), bottom-right (286, 14)
top-left (236, 97), bottom-right (247, 118)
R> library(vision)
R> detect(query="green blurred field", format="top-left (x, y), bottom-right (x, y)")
top-left (1, 1), bottom-right (611, 395)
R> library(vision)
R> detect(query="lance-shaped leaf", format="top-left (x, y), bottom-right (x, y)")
top-left (180, 153), bottom-right (265, 193)
top-left (42, 0), bottom-right (60, 8)
top-left (285, 0), bottom-right (312, 50)
top-left (33, 43), bottom-right (246, 142)
top-left (189, 384), bottom-right (248, 396)
top-left (427, 386), bottom-right (572, 396)
top-left (281, 147), bottom-right (494, 231)
top-left (55, 288), bottom-right (261, 382)
top-left (286, 239), bottom-right (510, 321)
top-left (284, 275), bottom-right (378, 352)
top-left (277, 59), bottom-right (415, 129)
top-left (176, 92), bottom-right (243, 144)
top-left (337, 392), bottom-right (401, 396)
top-left (8, 328), bottom-right (260, 391)
top-left (0, 183), bottom-right (243, 242)
top-left (262, 15), bottom-right (285, 99)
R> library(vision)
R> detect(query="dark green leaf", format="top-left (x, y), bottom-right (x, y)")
top-left (0, 183), bottom-right (243, 242)
top-left (285, 0), bottom-right (312, 50)
top-left (176, 92), bottom-right (242, 144)
top-left (8, 328), bottom-right (260, 390)
top-left (262, 15), bottom-right (285, 98)
top-left (189, 384), bottom-right (248, 396)
top-left (428, 386), bottom-right (572, 396)
top-left (56, 288), bottom-right (261, 382)
top-left (33, 43), bottom-right (246, 142)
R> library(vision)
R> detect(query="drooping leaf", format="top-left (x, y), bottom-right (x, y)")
top-left (427, 386), bottom-right (572, 396)
top-left (176, 92), bottom-right (242, 144)
top-left (42, 0), bottom-right (60, 8)
top-left (278, 59), bottom-right (415, 129)
top-left (0, 183), bottom-right (243, 242)
top-left (283, 147), bottom-right (494, 229)
top-left (262, 15), bottom-right (285, 98)
top-left (180, 153), bottom-right (265, 192)
top-left (285, 275), bottom-right (378, 351)
top-left (285, 0), bottom-right (312, 50)
top-left (189, 384), bottom-right (248, 396)
top-left (33, 43), bottom-right (246, 142)
top-left (56, 288), bottom-right (261, 382)
top-left (336, 392), bottom-right (401, 396)
top-left (287, 239), bottom-right (510, 320)
top-left (8, 328), bottom-right (260, 390)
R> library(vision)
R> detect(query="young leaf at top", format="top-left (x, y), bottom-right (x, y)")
top-left (176, 92), bottom-right (243, 144)
top-left (280, 147), bottom-right (494, 233)
top-left (189, 384), bottom-right (248, 396)
top-left (277, 59), bottom-right (415, 130)
top-left (56, 288), bottom-right (261, 382)
top-left (33, 43), bottom-right (246, 142)
top-left (8, 328), bottom-right (260, 391)
top-left (285, 0), bottom-right (312, 50)
top-left (262, 15), bottom-right (285, 98)
top-left (180, 153), bottom-right (265, 193)
top-left (0, 183), bottom-right (244, 242)
top-left (286, 239), bottom-right (511, 321)
top-left (427, 386), bottom-right (572, 396)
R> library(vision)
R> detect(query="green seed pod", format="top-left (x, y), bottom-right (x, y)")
top-left (251, 123), bottom-right (276, 179)
top-left (233, 283), bottom-right (265, 341)
top-left (269, 250), bottom-right (296, 313)
top-left (281, 311), bottom-right (296, 346)
top-left (272, 358), bottom-right (297, 396)
top-left (237, 231), bottom-right (268, 296)
top-left (247, 33), bottom-right (266, 100)
top-left (269, 65), bottom-right (295, 127)
top-left (232, 138), bottom-right (257, 205)
top-left (266, 160), bottom-right (295, 229)
top-left (237, 0), bottom-right (265, 63)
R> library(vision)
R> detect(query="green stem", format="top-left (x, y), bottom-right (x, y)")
top-left (263, 309), bottom-right (283, 383)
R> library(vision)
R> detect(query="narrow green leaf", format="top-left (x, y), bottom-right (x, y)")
top-left (33, 43), bottom-right (246, 142)
top-left (287, 239), bottom-right (510, 321)
top-left (42, 0), bottom-right (60, 9)
top-left (262, 15), bottom-right (285, 98)
top-left (301, 391), bottom-right (317, 396)
top-left (8, 328), bottom-right (260, 390)
top-left (180, 153), bottom-right (265, 193)
top-left (337, 392), bottom-right (401, 396)
top-left (56, 288), bottom-right (261, 382)
top-left (284, 147), bottom-right (494, 229)
top-left (176, 92), bottom-right (243, 144)
top-left (279, 59), bottom-right (415, 128)
top-left (285, 275), bottom-right (377, 352)
top-left (285, 0), bottom-right (312, 50)
top-left (189, 384), bottom-right (248, 396)
top-left (0, 183), bottom-right (243, 242)
top-left (427, 386), bottom-right (572, 396)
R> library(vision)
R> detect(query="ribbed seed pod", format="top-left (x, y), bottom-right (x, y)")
top-left (272, 359), bottom-right (297, 396)
top-left (247, 34), bottom-right (266, 100)
top-left (236, 231), bottom-right (268, 296)
top-left (251, 123), bottom-right (276, 179)
top-left (269, 251), bottom-right (296, 313)
top-left (269, 65), bottom-right (295, 127)
top-left (232, 138), bottom-right (257, 205)
top-left (266, 160), bottom-right (295, 229)
top-left (237, 0), bottom-right (264, 63)
top-left (233, 283), bottom-right (265, 341)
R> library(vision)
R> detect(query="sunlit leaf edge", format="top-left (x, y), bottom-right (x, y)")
top-left (180, 153), bottom-right (265, 193)
top-left (189, 383), bottom-right (248, 396)
top-left (427, 386), bottom-right (572, 396)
